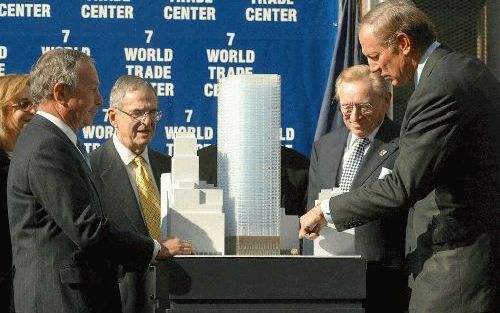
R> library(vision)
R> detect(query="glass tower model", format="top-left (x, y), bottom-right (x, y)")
top-left (217, 74), bottom-right (281, 255)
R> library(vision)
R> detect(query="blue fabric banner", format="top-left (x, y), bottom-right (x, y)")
top-left (314, 0), bottom-right (363, 140)
top-left (0, 0), bottom-right (339, 157)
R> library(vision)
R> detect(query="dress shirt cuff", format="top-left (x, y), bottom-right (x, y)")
top-left (151, 239), bottom-right (161, 263)
top-left (320, 198), bottom-right (334, 226)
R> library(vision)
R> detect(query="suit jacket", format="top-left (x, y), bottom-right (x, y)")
top-left (7, 115), bottom-right (155, 313)
top-left (198, 145), bottom-right (309, 216)
top-left (0, 147), bottom-right (13, 312)
top-left (309, 118), bottom-right (407, 312)
top-left (308, 117), bottom-right (404, 265)
top-left (330, 45), bottom-right (500, 313)
top-left (90, 139), bottom-right (171, 313)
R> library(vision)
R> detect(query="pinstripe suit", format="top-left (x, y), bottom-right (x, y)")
top-left (7, 115), bottom-right (155, 313)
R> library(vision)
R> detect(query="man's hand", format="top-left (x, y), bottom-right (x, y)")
top-left (299, 205), bottom-right (327, 240)
top-left (156, 237), bottom-right (193, 259)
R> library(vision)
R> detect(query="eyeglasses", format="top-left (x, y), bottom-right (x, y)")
top-left (13, 98), bottom-right (35, 111)
top-left (116, 108), bottom-right (162, 123)
top-left (338, 102), bottom-right (373, 116)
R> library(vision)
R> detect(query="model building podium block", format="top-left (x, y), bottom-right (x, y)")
top-left (161, 132), bottom-right (225, 255)
top-left (313, 188), bottom-right (355, 256)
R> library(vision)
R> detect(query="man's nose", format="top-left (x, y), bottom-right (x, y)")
top-left (349, 105), bottom-right (363, 121)
top-left (141, 113), bottom-right (153, 126)
top-left (96, 90), bottom-right (103, 106)
top-left (367, 59), bottom-right (380, 73)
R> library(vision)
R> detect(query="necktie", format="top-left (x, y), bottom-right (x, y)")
top-left (76, 140), bottom-right (91, 169)
top-left (133, 156), bottom-right (161, 240)
top-left (339, 137), bottom-right (370, 192)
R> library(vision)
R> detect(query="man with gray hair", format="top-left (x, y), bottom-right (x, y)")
top-left (90, 75), bottom-right (189, 313)
top-left (300, 1), bottom-right (499, 312)
top-left (7, 49), bottom-right (190, 313)
top-left (308, 64), bottom-right (406, 313)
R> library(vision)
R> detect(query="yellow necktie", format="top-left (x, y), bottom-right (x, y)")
top-left (133, 156), bottom-right (161, 240)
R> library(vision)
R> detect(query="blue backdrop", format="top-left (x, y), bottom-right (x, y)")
top-left (0, 0), bottom-right (338, 157)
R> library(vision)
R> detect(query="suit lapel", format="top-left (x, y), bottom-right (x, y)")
top-left (419, 44), bottom-right (450, 85)
top-left (403, 44), bottom-right (451, 130)
top-left (34, 115), bottom-right (106, 217)
top-left (148, 150), bottom-right (162, 189)
top-left (352, 119), bottom-right (398, 188)
top-left (329, 127), bottom-right (349, 187)
top-left (99, 141), bottom-right (148, 233)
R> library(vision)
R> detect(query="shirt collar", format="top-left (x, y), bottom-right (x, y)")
top-left (414, 41), bottom-right (440, 86)
top-left (112, 132), bottom-right (150, 166)
top-left (36, 111), bottom-right (78, 145)
top-left (347, 122), bottom-right (382, 148)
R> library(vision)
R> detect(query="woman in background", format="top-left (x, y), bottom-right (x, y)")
top-left (0, 74), bottom-right (36, 312)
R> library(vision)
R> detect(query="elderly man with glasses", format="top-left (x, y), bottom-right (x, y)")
top-left (90, 75), bottom-right (190, 313)
top-left (307, 64), bottom-right (407, 313)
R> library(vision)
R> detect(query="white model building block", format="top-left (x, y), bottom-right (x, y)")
top-left (172, 156), bottom-right (199, 185)
top-left (172, 189), bottom-right (200, 210)
top-left (161, 131), bottom-right (225, 255)
top-left (198, 204), bottom-right (223, 212)
top-left (177, 181), bottom-right (196, 189)
top-left (160, 173), bottom-right (172, 240)
top-left (313, 188), bottom-right (356, 256)
top-left (168, 211), bottom-right (225, 255)
top-left (173, 136), bottom-right (198, 156)
top-left (202, 189), bottom-right (223, 205)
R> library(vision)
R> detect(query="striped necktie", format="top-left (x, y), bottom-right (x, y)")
top-left (339, 137), bottom-right (370, 192)
top-left (133, 155), bottom-right (161, 240)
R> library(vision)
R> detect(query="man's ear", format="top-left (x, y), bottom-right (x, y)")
top-left (396, 32), bottom-right (412, 56)
top-left (384, 92), bottom-right (392, 113)
top-left (108, 108), bottom-right (118, 128)
top-left (53, 82), bottom-right (68, 104)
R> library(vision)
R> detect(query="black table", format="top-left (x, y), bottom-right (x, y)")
top-left (144, 256), bottom-right (366, 313)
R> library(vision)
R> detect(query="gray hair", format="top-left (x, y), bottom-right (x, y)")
top-left (361, 0), bottom-right (436, 52)
top-left (29, 49), bottom-right (93, 105)
top-left (335, 64), bottom-right (390, 100)
top-left (109, 75), bottom-right (157, 109)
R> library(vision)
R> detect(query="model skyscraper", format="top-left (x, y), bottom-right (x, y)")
top-left (217, 74), bottom-right (281, 255)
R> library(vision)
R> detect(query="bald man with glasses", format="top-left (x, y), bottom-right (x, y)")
top-left (307, 65), bottom-right (407, 313)
top-left (90, 75), bottom-right (190, 313)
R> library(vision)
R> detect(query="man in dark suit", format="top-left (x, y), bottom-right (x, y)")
top-left (308, 64), bottom-right (406, 313)
top-left (90, 75), bottom-right (188, 313)
top-left (300, 1), bottom-right (499, 312)
top-left (7, 49), bottom-right (190, 313)
top-left (198, 144), bottom-right (309, 217)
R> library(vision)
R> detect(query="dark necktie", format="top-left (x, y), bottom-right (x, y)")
top-left (339, 137), bottom-right (370, 192)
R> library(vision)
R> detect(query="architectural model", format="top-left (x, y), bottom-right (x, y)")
top-left (217, 74), bottom-right (282, 255)
top-left (160, 132), bottom-right (225, 255)
top-left (313, 188), bottom-right (355, 256)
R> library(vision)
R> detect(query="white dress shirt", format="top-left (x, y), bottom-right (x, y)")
top-left (414, 41), bottom-right (440, 86)
top-left (112, 133), bottom-right (160, 203)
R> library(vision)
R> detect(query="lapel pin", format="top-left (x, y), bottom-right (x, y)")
top-left (379, 149), bottom-right (387, 156)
